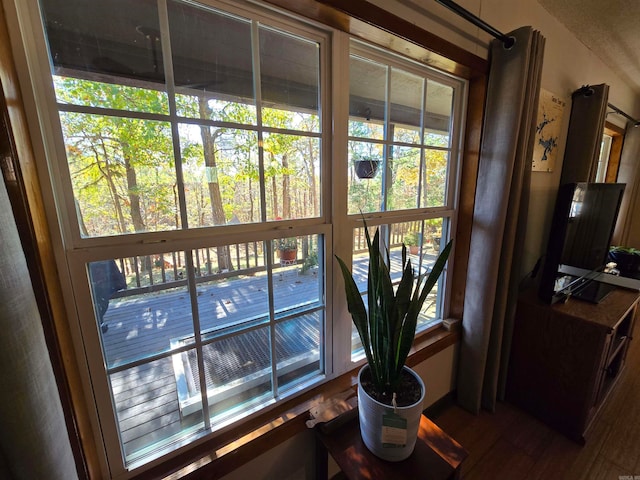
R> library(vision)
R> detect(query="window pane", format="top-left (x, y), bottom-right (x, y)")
top-left (349, 56), bottom-right (385, 139)
top-left (349, 219), bottom-right (448, 359)
top-left (350, 224), bottom-right (372, 361)
top-left (90, 255), bottom-right (193, 368)
top-left (192, 244), bottom-right (269, 339)
top-left (53, 76), bottom-right (169, 114)
top-left (40, 0), bottom-right (166, 88)
top-left (176, 95), bottom-right (258, 125)
top-left (260, 27), bottom-right (320, 132)
top-left (272, 234), bottom-right (323, 314)
top-left (180, 124), bottom-right (261, 227)
top-left (262, 108), bottom-right (320, 133)
top-left (425, 80), bottom-right (453, 147)
top-left (168, 1), bottom-right (257, 123)
top-left (348, 140), bottom-right (383, 214)
top-left (200, 328), bottom-right (273, 418)
top-left (387, 146), bottom-right (420, 211)
top-left (423, 149), bottom-right (449, 207)
top-left (390, 68), bottom-right (423, 144)
top-left (111, 355), bottom-right (204, 462)
top-left (263, 133), bottom-right (321, 220)
top-left (276, 313), bottom-right (322, 391)
top-left (62, 113), bottom-right (177, 236)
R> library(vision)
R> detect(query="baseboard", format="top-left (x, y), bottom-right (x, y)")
top-left (423, 390), bottom-right (456, 419)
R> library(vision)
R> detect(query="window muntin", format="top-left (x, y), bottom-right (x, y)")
top-left (32, 0), bottom-right (464, 475)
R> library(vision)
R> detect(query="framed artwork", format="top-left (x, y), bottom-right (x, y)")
top-left (532, 89), bottom-right (567, 172)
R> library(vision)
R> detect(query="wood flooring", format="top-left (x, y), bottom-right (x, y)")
top-left (431, 332), bottom-right (640, 480)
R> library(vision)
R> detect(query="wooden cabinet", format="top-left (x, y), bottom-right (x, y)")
top-left (506, 287), bottom-right (639, 443)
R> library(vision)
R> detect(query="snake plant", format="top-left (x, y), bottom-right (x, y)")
top-left (336, 220), bottom-right (452, 395)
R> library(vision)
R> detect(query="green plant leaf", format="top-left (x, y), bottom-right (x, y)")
top-left (336, 217), bottom-right (453, 394)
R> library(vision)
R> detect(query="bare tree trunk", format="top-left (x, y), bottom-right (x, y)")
top-left (270, 152), bottom-right (279, 219)
top-left (123, 156), bottom-right (151, 271)
top-left (124, 157), bottom-right (145, 232)
top-left (307, 138), bottom-right (318, 217)
top-left (249, 177), bottom-right (255, 222)
top-left (282, 153), bottom-right (290, 219)
top-left (172, 183), bottom-right (180, 229)
top-left (74, 198), bottom-right (89, 236)
top-left (199, 97), bottom-right (233, 271)
top-left (93, 142), bottom-right (127, 234)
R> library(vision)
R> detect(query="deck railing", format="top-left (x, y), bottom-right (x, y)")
top-left (111, 238), bottom-right (315, 298)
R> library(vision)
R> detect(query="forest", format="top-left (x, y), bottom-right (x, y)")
top-left (57, 75), bottom-right (447, 282)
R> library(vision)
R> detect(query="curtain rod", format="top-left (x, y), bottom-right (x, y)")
top-left (607, 103), bottom-right (640, 127)
top-left (575, 86), bottom-right (640, 127)
top-left (435, 0), bottom-right (515, 48)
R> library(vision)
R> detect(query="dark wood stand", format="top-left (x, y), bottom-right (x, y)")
top-left (315, 414), bottom-right (467, 480)
top-left (507, 287), bottom-right (639, 443)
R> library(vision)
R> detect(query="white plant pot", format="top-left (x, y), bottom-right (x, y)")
top-left (357, 365), bottom-right (425, 462)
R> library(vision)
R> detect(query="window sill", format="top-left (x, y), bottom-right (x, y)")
top-left (133, 326), bottom-right (460, 480)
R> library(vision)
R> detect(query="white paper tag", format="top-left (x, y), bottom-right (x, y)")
top-left (381, 413), bottom-right (407, 447)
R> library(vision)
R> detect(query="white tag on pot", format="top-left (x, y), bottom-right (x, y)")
top-left (381, 413), bottom-right (407, 447)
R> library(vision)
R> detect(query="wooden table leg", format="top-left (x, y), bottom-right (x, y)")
top-left (315, 434), bottom-right (328, 480)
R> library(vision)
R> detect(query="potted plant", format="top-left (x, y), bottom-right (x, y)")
top-left (609, 246), bottom-right (640, 277)
top-left (354, 157), bottom-right (381, 179)
top-left (276, 238), bottom-right (298, 262)
top-left (336, 220), bottom-right (452, 461)
top-left (403, 231), bottom-right (423, 255)
top-left (300, 250), bottom-right (318, 275)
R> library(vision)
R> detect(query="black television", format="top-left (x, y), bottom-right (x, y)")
top-left (538, 182), bottom-right (625, 304)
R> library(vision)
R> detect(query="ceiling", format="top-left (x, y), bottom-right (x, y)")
top-left (538, 0), bottom-right (640, 97)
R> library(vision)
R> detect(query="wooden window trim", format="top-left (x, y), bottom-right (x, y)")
top-left (604, 121), bottom-right (625, 183)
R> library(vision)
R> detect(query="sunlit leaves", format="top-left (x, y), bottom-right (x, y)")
top-left (56, 70), bottom-right (322, 237)
top-left (61, 111), bottom-right (175, 235)
top-left (53, 76), bottom-right (169, 114)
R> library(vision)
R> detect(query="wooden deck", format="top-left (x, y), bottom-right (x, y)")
top-left (100, 249), bottom-right (440, 461)
top-left (102, 264), bottom-right (322, 459)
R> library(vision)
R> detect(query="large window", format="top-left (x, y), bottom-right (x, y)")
top-left (345, 42), bottom-right (463, 358)
top-left (31, 0), bottom-right (465, 475)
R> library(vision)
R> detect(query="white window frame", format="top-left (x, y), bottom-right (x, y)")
top-left (332, 39), bottom-right (467, 365)
top-left (8, 0), bottom-right (467, 476)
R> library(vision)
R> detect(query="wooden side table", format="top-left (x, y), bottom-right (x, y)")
top-left (315, 414), bottom-right (467, 480)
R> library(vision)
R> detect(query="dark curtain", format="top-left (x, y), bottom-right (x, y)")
top-left (0, 178), bottom-right (77, 478)
top-left (457, 26), bottom-right (546, 413)
top-left (560, 84), bottom-right (610, 185)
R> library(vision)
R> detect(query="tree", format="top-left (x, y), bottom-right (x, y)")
top-left (56, 77), bottom-right (175, 237)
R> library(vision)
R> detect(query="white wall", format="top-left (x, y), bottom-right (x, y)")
top-left (222, 1), bottom-right (640, 478)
